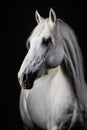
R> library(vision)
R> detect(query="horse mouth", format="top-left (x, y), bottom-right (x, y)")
top-left (23, 71), bottom-right (38, 89)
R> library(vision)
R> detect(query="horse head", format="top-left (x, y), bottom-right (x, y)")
top-left (18, 8), bottom-right (64, 89)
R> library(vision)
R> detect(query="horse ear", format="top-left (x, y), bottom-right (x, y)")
top-left (49, 8), bottom-right (57, 26)
top-left (35, 10), bottom-right (44, 24)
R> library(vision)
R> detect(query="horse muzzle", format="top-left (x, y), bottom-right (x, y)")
top-left (18, 71), bottom-right (38, 89)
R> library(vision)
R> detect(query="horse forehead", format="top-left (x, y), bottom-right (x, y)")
top-left (30, 20), bottom-right (50, 40)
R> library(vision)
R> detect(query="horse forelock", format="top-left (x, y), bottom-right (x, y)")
top-left (30, 22), bottom-right (45, 38)
top-left (29, 18), bottom-right (56, 45)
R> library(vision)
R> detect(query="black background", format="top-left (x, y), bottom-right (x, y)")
top-left (3, 1), bottom-right (87, 130)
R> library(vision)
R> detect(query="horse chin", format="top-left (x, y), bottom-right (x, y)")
top-left (23, 83), bottom-right (34, 89)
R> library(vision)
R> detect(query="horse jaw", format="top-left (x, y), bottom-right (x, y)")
top-left (46, 44), bottom-right (64, 68)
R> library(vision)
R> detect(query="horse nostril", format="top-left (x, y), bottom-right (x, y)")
top-left (23, 73), bottom-right (28, 84)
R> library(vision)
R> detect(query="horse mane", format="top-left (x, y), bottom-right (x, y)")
top-left (54, 19), bottom-right (87, 127)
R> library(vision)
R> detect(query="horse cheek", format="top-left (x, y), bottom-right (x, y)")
top-left (46, 47), bottom-right (64, 68)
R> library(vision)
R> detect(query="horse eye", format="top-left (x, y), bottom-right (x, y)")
top-left (26, 41), bottom-right (30, 50)
top-left (42, 37), bottom-right (51, 46)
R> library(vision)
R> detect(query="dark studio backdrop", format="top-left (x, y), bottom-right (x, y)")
top-left (3, 1), bottom-right (87, 130)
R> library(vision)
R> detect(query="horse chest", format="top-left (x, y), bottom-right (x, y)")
top-left (21, 70), bottom-right (75, 129)
top-left (26, 76), bottom-right (49, 129)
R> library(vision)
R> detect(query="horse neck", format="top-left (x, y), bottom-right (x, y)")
top-left (48, 65), bottom-right (71, 88)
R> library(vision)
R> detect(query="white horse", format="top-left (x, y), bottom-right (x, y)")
top-left (18, 9), bottom-right (87, 130)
